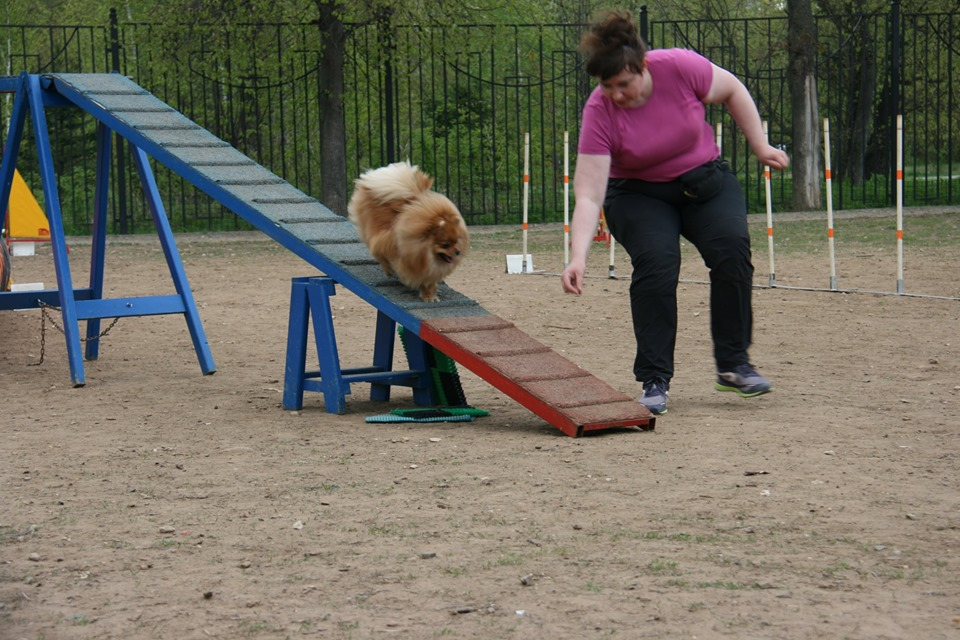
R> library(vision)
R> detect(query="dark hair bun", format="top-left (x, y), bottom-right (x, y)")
top-left (581, 10), bottom-right (648, 80)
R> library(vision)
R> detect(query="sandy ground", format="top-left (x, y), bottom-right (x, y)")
top-left (1, 219), bottom-right (959, 639)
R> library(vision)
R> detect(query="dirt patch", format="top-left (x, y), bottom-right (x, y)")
top-left (2, 222), bottom-right (959, 639)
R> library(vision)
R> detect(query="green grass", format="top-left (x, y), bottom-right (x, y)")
top-left (0, 525), bottom-right (33, 544)
top-left (237, 619), bottom-right (285, 635)
top-left (469, 209), bottom-right (960, 257)
top-left (492, 552), bottom-right (525, 567)
top-left (646, 558), bottom-right (681, 575)
top-left (751, 175), bottom-right (960, 214)
top-left (154, 538), bottom-right (181, 549)
top-left (749, 210), bottom-right (960, 252)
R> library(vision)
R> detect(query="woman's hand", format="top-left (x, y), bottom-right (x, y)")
top-left (561, 259), bottom-right (586, 295)
top-left (755, 143), bottom-right (790, 170)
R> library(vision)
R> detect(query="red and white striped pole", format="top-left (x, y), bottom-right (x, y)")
top-left (896, 115), bottom-right (904, 294)
top-left (608, 219), bottom-right (616, 279)
top-left (823, 118), bottom-right (837, 290)
top-left (763, 120), bottom-right (776, 287)
top-left (522, 131), bottom-right (530, 274)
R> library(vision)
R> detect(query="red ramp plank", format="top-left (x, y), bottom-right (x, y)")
top-left (420, 315), bottom-right (655, 437)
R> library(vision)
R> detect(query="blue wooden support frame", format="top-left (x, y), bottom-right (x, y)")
top-left (0, 72), bottom-right (215, 385)
top-left (128, 142), bottom-right (215, 374)
top-left (282, 277), bottom-right (437, 414)
top-left (24, 73), bottom-right (86, 384)
top-left (83, 120), bottom-right (112, 360)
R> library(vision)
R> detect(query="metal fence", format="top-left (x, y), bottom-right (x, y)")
top-left (2, 3), bottom-right (958, 235)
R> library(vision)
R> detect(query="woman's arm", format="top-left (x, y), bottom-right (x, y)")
top-left (704, 64), bottom-right (790, 170)
top-left (561, 153), bottom-right (611, 295)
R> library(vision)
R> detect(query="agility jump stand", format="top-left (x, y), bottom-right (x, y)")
top-left (282, 276), bottom-right (440, 414)
top-left (0, 73), bottom-right (214, 386)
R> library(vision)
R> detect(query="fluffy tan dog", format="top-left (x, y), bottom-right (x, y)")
top-left (348, 161), bottom-right (469, 302)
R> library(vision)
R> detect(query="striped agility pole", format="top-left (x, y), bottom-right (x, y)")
top-left (763, 120), bottom-right (776, 287)
top-left (823, 118), bottom-right (838, 290)
top-left (896, 115), bottom-right (904, 294)
top-left (522, 131), bottom-right (531, 274)
top-left (607, 213), bottom-right (616, 279)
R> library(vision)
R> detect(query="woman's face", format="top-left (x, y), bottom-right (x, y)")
top-left (599, 68), bottom-right (647, 108)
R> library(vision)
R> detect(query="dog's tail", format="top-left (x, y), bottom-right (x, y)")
top-left (355, 161), bottom-right (433, 203)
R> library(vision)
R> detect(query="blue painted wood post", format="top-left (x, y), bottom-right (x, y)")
top-left (305, 278), bottom-right (350, 414)
top-left (369, 310), bottom-right (397, 402)
top-left (84, 121), bottom-right (113, 360)
top-left (129, 143), bottom-right (216, 375)
top-left (27, 74), bottom-right (86, 386)
top-left (401, 328), bottom-right (437, 407)
top-left (282, 277), bottom-right (311, 411)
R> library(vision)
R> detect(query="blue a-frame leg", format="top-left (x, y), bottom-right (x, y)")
top-left (128, 142), bottom-right (216, 374)
top-left (0, 73), bottom-right (215, 385)
top-left (282, 276), bottom-right (437, 414)
top-left (25, 73), bottom-right (86, 383)
top-left (82, 121), bottom-right (113, 360)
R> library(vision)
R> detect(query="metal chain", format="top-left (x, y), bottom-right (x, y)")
top-left (29, 301), bottom-right (120, 367)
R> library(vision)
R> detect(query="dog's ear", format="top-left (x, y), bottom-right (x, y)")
top-left (414, 170), bottom-right (434, 192)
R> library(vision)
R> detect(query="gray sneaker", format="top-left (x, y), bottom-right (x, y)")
top-left (639, 378), bottom-right (669, 415)
top-left (715, 364), bottom-right (773, 397)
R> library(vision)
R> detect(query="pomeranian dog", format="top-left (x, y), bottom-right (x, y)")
top-left (348, 161), bottom-right (469, 302)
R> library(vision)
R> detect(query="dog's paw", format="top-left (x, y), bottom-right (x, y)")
top-left (418, 284), bottom-right (439, 302)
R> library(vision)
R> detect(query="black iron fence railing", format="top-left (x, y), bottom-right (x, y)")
top-left (2, 3), bottom-right (957, 235)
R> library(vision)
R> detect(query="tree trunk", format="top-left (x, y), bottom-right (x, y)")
top-left (847, 32), bottom-right (878, 185)
top-left (317, 1), bottom-right (348, 216)
top-left (787, 0), bottom-right (822, 211)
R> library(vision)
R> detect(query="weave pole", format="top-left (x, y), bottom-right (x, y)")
top-left (823, 118), bottom-right (838, 290)
top-left (562, 130), bottom-right (570, 267)
top-left (896, 115), bottom-right (904, 294)
top-left (716, 122), bottom-right (723, 154)
top-left (608, 226), bottom-right (616, 278)
top-left (522, 131), bottom-right (531, 274)
top-left (762, 120), bottom-right (776, 287)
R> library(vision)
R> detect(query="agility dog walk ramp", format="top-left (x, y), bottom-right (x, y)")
top-left (0, 72), bottom-right (654, 437)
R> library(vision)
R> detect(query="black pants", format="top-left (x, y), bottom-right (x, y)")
top-left (603, 168), bottom-right (754, 383)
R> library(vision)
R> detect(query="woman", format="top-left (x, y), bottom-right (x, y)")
top-left (560, 10), bottom-right (789, 415)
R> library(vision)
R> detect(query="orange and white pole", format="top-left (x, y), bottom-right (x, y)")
top-left (716, 122), bottom-right (723, 155)
top-left (896, 115), bottom-right (904, 294)
top-left (607, 213), bottom-right (616, 278)
top-left (763, 120), bottom-right (776, 287)
top-left (823, 118), bottom-right (837, 290)
top-left (522, 131), bottom-right (530, 273)
top-left (562, 130), bottom-right (570, 268)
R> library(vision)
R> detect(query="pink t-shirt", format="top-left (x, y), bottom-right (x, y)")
top-left (578, 48), bottom-right (719, 181)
